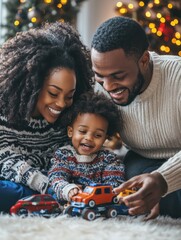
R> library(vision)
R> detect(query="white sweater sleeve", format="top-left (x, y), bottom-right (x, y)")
top-left (94, 52), bottom-right (181, 195)
top-left (153, 150), bottom-right (181, 194)
top-left (120, 52), bottom-right (181, 195)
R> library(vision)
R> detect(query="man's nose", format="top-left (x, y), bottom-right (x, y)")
top-left (102, 77), bottom-right (113, 91)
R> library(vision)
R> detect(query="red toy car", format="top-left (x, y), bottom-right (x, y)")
top-left (10, 194), bottom-right (62, 217)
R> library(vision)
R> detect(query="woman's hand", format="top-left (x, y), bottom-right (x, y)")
top-left (114, 172), bottom-right (167, 217)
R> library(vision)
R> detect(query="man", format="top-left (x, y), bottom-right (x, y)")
top-left (91, 16), bottom-right (181, 219)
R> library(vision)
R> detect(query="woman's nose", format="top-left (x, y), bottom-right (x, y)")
top-left (55, 98), bottom-right (66, 108)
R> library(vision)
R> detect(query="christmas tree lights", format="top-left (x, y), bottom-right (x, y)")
top-left (115, 0), bottom-right (181, 56)
top-left (2, 0), bottom-right (86, 41)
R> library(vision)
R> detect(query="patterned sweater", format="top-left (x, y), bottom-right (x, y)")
top-left (96, 51), bottom-right (181, 195)
top-left (0, 113), bottom-right (68, 193)
top-left (48, 145), bottom-right (125, 201)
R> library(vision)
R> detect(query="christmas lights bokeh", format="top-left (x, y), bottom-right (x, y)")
top-left (2, 0), bottom-right (181, 56)
top-left (2, 0), bottom-right (86, 41)
top-left (115, 0), bottom-right (181, 56)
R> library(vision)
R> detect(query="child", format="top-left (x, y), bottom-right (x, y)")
top-left (48, 91), bottom-right (125, 202)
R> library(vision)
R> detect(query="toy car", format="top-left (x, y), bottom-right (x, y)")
top-left (71, 183), bottom-right (118, 208)
top-left (10, 194), bottom-right (62, 217)
top-left (118, 189), bottom-right (136, 198)
top-left (64, 183), bottom-right (135, 221)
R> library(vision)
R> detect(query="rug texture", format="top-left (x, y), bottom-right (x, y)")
top-left (1, 214), bottom-right (181, 240)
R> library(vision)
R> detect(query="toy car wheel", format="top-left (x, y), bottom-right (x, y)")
top-left (106, 208), bottom-right (118, 218)
top-left (82, 208), bottom-right (96, 221)
top-left (112, 196), bottom-right (119, 204)
top-left (53, 207), bottom-right (62, 215)
top-left (17, 208), bottom-right (28, 217)
top-left (88, 200), bottom-right (95, 208)
top-left (64, 206), bottom-right (74, 216)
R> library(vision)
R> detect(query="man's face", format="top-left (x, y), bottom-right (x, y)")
top-left (91, 48), bottom-right (145, 106)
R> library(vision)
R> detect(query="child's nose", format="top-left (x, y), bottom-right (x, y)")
top-left (85, 133), bottom-right (93, 141)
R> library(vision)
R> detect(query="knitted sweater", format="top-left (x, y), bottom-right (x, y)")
top-left (0, 114), bottom-right (68, 193)
top-left (48, 145), bottom-right (125, 201)
top-left (119, 52), bottom-right (181, 195)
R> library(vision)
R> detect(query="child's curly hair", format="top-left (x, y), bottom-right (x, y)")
top-left (0, 21), bottom-right (93, 123)
top-left (69, 91), bottom-right (122, 138)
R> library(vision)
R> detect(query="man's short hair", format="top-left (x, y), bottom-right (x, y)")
top-left (91, 16), bottom-right (149, 58)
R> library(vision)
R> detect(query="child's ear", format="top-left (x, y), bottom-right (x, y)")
top-left (67, 126), bottom-right (73, 138)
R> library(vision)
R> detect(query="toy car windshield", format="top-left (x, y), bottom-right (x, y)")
top-left (83, 186), bottom-right (94, 194)
top-left (21, 195), bottom-right (35, 201)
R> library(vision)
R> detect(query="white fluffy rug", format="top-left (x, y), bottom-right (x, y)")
top-left (1, 214), bottom-right (181, 240)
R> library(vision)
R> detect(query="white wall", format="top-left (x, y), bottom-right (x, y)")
top-left (77, 0), bottom-right (119, 48)
top-left (0, 0), bottom-right (7, 45)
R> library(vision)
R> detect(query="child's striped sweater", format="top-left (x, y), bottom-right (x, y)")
top-left (48, 145), bottom-right (125, 201)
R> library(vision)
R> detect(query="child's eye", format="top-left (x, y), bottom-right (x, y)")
top-left (95, 134), bottom-right (102, 138)
top-left (79, 130), bottom-right (86, 134)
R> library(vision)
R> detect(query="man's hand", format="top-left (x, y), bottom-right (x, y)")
top-left (144, 203), bottom-right (159, 220)
top-left (114, 172), bottom-right (167, 217)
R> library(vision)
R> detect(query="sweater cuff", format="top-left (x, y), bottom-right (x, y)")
top-left (153, 169), bottom-right (181, 196)
top-left (152, 153), bottom-right (181, 195)
top-left (27, 172), bottom-right (49, 193)
top-left (62, 183), bottom-right (79, 201)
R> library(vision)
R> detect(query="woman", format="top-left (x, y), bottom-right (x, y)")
top-left (0, 21), bottom-right (93, 212)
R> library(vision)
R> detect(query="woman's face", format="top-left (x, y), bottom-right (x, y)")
top-left (33, 68), bottom-right (76, 123)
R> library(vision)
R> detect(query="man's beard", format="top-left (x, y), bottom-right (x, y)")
top-left (116, 70), bottom-right (145, 106)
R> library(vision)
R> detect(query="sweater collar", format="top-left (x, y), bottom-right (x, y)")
top-left (67, 145), bottom-right (97, 163)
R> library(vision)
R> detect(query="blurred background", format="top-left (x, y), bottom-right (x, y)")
top-left (0, 0), bottom-right (181, 55)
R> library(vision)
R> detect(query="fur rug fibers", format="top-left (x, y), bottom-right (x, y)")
top-left (1, 214), bottom-right (181, 240)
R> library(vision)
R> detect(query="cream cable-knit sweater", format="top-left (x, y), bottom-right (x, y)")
top-left (95, 51), bottom-right (181, 195)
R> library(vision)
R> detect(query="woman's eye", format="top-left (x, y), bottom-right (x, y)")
top-left (67, 95), bottom-right (74, 100)
top-left (48, 91), bottom-right (57, 97)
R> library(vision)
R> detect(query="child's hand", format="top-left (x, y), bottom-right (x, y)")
top-left (68, 187), bottom-right (82, 200)
top-left (76, 184), bottom-right (83, 191)
top-left (144, 203), bottom-right (159, 220)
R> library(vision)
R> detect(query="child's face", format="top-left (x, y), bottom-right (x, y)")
top-left (33, 68), bottom-right (76, 123)
top-left (68, 113), bottom-right (108, 155)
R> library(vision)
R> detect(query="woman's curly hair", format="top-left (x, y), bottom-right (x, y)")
top-left (68, 90), bottom-right (122, 138)
top-left (0, 21), bottom-right (93, 124)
